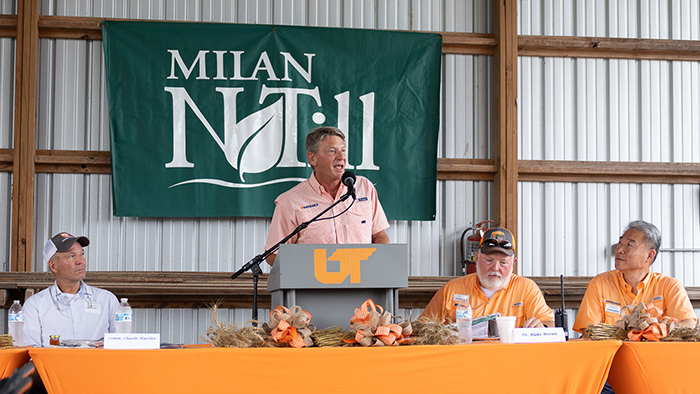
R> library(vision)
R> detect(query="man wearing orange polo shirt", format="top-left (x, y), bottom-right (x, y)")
top-left (573, 220), bottom-right (696, 335)
top-left (265, 126), bottom-right (389, 265)
top-left (420, 227), bottom-right (554, 328)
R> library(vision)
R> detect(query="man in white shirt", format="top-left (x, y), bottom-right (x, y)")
top-left (23, 232), bottom-right (119, 347)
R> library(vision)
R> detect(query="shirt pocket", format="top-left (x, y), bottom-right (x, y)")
top-left (295, 207), bottom-right (336, 244)
top-left (344, 202), bottom-right (373, 240)
top-left (84, 303), bottom-right (103, 314)
top-left (296, 205), bottom-right (322, 222)
top-left (509, 302), bottom-right (526, 327)
top-left (648, 297), bottom-right (666, 315)
top-left (603, 301), bottom-right (623, 324)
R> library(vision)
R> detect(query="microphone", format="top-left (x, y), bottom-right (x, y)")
top-left (341, 170), bottom-right (356, 198)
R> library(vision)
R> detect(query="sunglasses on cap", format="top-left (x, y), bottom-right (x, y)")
top-left (481, 239), bottom-right (513, 250)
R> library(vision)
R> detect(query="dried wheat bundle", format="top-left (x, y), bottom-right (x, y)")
top-left (311, 326), bottom-right (353, 347)
top-left (662, 326), bottom-right (700, 342)
top-left (0, 334), bottom-right (13, 349)
top-left (585, 323), bottom-right (628, 341)
top-left (409, 317), bottom-right (459, 346)
top-left (204, 304), bottom-right (277, 348)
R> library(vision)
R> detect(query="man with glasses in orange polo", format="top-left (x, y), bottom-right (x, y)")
top-left (420, 227), bottom-right (554, 328)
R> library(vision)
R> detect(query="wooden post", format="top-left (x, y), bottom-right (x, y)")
top-left (493, 0), bottom-right (519, 259)
top-left (11, 0), bottom-right (39, 272)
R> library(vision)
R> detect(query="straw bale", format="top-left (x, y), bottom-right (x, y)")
top-left (408, 317), bottom-right (458, 346)
top-left (662, 326), bottom-right (700, 342)
top-left (0, 334), bottom-right (13, 349)
top-left (311, 326), bottom-right (354, 347)
top-left (204, 304), bottom-right (278, 348)
top-left (584, 323), bottom-right (628, 341)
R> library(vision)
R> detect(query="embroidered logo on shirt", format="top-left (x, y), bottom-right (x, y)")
top-left (653, 296), bottom-right (663, 301)
top-left (358, 197), bottom-right (368, 202)
top-left (300, 203), bottom-right (318, 210)
top-left (513, 302), bottom-right (523, 308)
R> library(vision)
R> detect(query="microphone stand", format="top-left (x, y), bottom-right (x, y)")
top-left (231, 188), bottom-right (355, 323)
top-left (554, 274), bottom-right (569, 340)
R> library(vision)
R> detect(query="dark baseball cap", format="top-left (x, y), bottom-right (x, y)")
top-left (43, 232), bottom-right (90, 265)
top-left (479, 227), bottom-right (515, 256)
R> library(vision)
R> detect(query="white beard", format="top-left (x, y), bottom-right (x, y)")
top-left (478, 272), bottom-right (509, 291)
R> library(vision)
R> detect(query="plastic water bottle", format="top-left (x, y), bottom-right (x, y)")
top-left (115, 298), bottom-right (133, 334)
top-left (455, 295), bottom-right (472, 344)
top-left (8, 300), bottom-right (24, 346)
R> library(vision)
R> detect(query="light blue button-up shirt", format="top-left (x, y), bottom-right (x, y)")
top-left (23, 281), bottom-right (119, 347)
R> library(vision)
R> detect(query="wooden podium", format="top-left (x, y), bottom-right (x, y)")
top-left (267, 244), bottom-right (408, 330)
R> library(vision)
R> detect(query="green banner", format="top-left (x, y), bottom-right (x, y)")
top-left (103, 21), bottom-right (441, 220)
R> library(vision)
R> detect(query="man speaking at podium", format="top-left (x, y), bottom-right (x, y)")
top-left (265, 126), bottom-right (390, 265)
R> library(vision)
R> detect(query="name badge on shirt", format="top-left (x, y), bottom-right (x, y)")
top-left (85, 302), bottom-right (102, 314)
top-left (604, 301), bottom-right (621, 315)
top-left (452, 293), bottom-right (469, 306)
top-left (653, 296), bottom-right (663, 302)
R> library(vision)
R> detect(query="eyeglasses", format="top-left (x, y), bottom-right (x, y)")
top-left (481, 239), bottom-right (513, 250)
top-left (51, 286), bottom-right (93, 311)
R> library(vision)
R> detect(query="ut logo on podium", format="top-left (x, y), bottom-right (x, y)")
top-left (314, 248), bottom-right (376, 284)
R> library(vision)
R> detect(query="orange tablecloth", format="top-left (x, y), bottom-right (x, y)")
top-left (0, 348), bottom-right (30, 378)
top-left (30, 341), bottom-right (620, 394)
top-left (608, 342), bottom-right (700, 394)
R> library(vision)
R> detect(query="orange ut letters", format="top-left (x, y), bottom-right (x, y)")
top-left (314, 248), bottom-right (376, 284)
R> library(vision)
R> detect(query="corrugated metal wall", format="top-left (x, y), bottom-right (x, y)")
top-left (3, 0), bottom-right (696, 342)
top-left (518, 0), bottom-right (700, 333)
top-left (0, 172), bottom-right (10, 271)
top-left (27, 0), bottom-right (497, 341)
top-left (0, 35), bottom-right (12, 151)
top-left (519, 1), bottom-right (700, 39)
top-left (0, 3), bottom-right (15, 330)
top-left (0, 11), bottom-right (14, 271)
top-left (33, 1), bottom-right (494, 279)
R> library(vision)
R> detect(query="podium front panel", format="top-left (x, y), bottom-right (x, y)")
top-left (268, 244), bottom-right (408, 290)
top-left (272, 288), bottom-right (399, 330)
top-left (267, 244), bottom-right (407, 329)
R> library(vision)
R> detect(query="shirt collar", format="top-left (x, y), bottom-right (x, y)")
top-left (500, 274), bottom-right (514, 292)
top-left (308, 172), bottom-right (347, 200)
top-left (308, 172), bottom-right (323, 195)
top-left (52, 280), bottom-right (90, 301)
top-left (615, 269), bottom-right (651, 291)
top-left (639, 270), bottom-right (652, 289)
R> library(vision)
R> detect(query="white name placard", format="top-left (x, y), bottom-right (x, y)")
top-left (103, 333), bottom-right (161, 349)
top-left (511, 327), bottom-right (566, 343)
